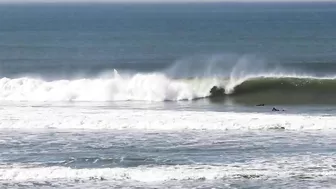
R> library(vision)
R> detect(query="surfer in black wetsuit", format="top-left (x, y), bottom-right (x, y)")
top-left (209, 86), bottom-right (225, 97)
top-left (272, 107), bottom-right (280, 111)
top-left (272, 107), bottom-right (285, 111)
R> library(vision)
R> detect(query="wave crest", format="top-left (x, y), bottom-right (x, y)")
top-left (0, 70), bottom-right (218, 102)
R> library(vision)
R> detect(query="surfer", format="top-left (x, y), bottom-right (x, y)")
top-left (272, 107), bottom-right (285, 112)
top-left (209, 86), bottom-right (225, 97)
top-left (256, 104), bottom-right (265, 106)
top-left (272, 107), bottom-right (280, 111)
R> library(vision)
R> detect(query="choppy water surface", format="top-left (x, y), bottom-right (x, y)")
top-left (0, 129), bottom-right (335, 189)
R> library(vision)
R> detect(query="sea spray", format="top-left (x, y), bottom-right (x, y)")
top-left (0, 72), bottom-right (218, 102)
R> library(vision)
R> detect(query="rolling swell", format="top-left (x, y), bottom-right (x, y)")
top-left (233, 77), bottom-right (336, 95)
top-left (213, 77), bottom-right (336, 105)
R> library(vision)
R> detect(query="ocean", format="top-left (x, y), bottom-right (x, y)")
top-left (0, 2), bottom-right (336, 189)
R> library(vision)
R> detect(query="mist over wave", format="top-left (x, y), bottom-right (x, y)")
top-left (165, 53), bottom-right (275, 79)
top-left (1, 53), bottom-right (336, 103)
top-left (0, 54), bottom-right (258, 102)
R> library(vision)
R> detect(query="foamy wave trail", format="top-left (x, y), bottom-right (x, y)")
top-left (2, 107), bottom-right (336, 130)
top-left (1, 155), bottom-right (335, 183)
top-left (0, 70), bottom-right (219, 102)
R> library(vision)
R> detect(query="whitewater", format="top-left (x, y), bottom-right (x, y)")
top-left (2, 69), bottom-right (336, 189)
top-left (1, 105), bottom-right (336, 130)
top-left (0, 70), bottom-right (216, 101)
top-left (1, 68), bottom-right (336, 189)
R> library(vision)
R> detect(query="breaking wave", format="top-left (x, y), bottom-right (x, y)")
top-left (1, 67), bottom-right (336, 104)
top-left (0, 70), bottom-right (219, 102)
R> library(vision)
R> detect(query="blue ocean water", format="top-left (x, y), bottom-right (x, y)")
top-left (0, 2), bottom-right (336, 78)
top-left (0, 2), bottom-right (336, 189)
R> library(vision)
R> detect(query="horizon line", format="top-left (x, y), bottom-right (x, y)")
top-left (0, 0), bottom-right (335, 4)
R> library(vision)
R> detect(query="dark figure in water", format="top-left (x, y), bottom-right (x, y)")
top-left (272, 107), bottom-right (285, 112)
top-left (209, 86), bottom-right (225, 97)
top-left (256, 104), bottom-right (265, 106)
top-left (272, 107), bottom-right (280, 111)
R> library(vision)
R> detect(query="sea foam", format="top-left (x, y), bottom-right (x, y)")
top-left (1, 106), bottom-right (336, 130)
top-left (0, 71), bottom-right (218, 102)
top-left (1, 155), bottom-right (335, 183)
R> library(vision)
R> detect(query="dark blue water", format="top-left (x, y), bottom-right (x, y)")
top-left (0, 2), bottom-right (336, 78)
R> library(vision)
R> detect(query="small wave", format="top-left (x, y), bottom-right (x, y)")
top-left (1, 158), bottom-right (335, 183)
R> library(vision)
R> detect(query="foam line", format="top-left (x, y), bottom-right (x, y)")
top-left (1, 107), bottom-right (336, 130)
top-left (1, 157), bottom-right (335, 183)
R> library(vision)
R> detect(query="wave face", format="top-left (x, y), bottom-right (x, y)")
top-left (231, 77), bottom-right (336, 95)
top-left (221, 76), bottom-right (336, 104)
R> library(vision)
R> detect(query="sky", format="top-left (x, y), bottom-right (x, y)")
top-left (0, 0), bottom-right (334, 3)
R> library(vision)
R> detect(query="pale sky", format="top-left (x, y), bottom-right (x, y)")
top-left (0, 0), bottom-right (335, 3)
